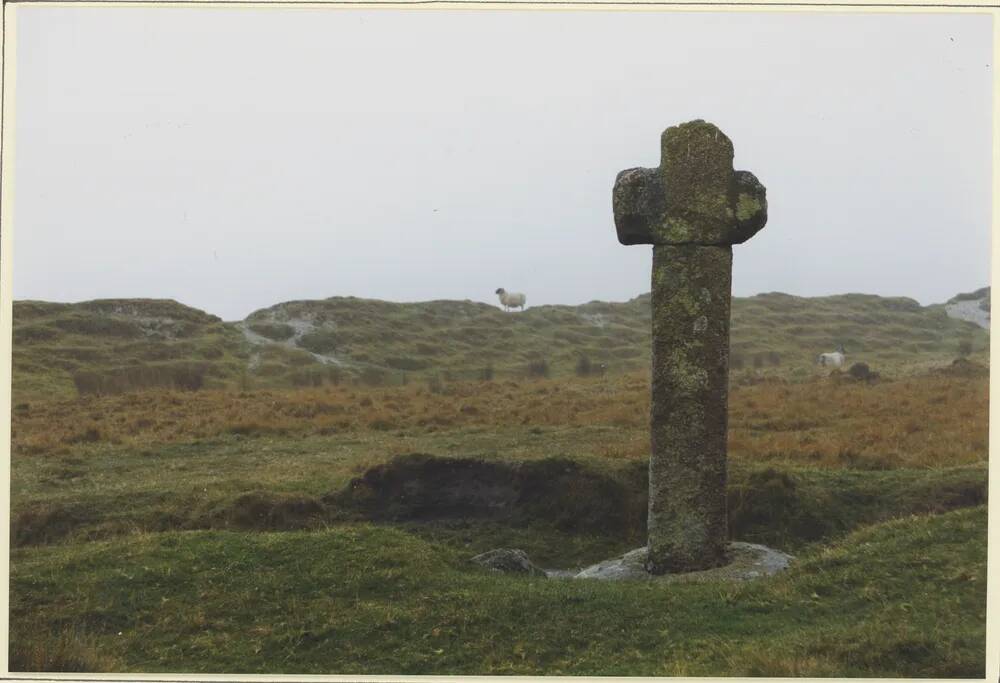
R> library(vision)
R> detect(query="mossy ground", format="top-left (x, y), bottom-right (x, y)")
top-left (10, 508), bottom-right (987, 676)
top-left (9, 366), bottom-right (990, 675)
top-left (9, 292), bottom-right (989, 675)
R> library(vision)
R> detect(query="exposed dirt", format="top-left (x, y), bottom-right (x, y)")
top-left (329, 453), bottom-right (648, 536)
top-left (12, 454), bottom-right (987, 551)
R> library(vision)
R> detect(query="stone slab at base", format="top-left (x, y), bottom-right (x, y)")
top-left (471, 548), bottom-right (547, 577)
top-left (567, 542), bottom-right (792, 582)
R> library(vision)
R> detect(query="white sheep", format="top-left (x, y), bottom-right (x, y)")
top-left (495, 288), bottom-right (526, 312)
top-left (818, 345), bottom-right (846, 368)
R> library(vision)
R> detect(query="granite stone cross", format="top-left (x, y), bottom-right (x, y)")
top-left (613, 120), bottom-right (768, 574)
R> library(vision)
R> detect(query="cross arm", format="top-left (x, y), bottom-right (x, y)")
top-left (612, 166), bottom-right (768, 246)
top-left (612, 167), bottom-right (665, 246)
top-left (728, 170), bottom-right (768, 245)
top-left (613, 121), bottom-right (768, 247)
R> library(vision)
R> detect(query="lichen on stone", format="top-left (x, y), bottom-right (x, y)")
top-left (612, 120), bottom-right (767, 247)
top-left (735, 193), bottom-right (761, 221)
top-left (613, 121), bottom-right (763, 574)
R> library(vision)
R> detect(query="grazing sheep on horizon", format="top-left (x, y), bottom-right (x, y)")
top-left (495, 288), bottom-right (526, 312)
top-left (818, 345), bottom-right (846, 368)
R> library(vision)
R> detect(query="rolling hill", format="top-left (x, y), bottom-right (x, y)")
top-left (11, 289), bottom-right (990, 401)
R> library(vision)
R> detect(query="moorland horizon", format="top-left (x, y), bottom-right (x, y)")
top-left (11, 283), bottom-right (990, 322)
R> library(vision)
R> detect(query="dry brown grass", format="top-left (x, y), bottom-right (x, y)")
top-left (11, 370), bottom-right (988, 469)
top-left (728, 374), bottom-right (988, 468)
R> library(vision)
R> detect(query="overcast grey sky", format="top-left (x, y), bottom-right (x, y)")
top-left (12, 7), bottom-right (993, 321)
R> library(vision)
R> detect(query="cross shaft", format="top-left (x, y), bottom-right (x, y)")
top-left (613, 120), bottom-right (767, 573)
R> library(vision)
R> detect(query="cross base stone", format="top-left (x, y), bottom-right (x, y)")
top-left (571, 543), bottom-right (793, 582)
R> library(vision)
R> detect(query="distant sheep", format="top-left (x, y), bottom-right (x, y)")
top-left (495, 288), bottom-right (526, 312)
top-left (818, 345), bottom-right (846, 368)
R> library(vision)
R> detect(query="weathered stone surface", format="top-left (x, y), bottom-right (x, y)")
top-left (612, 120), bottom-right (767, 247)
top-left (612, 167), bottom-right (666, 246)
top-left (648, 244), bottom-right (731, 573)
top-left (613, 120), bottom-right (768, 575)
top-left (573, 543), bottom-right (793, 582)
top-left (731, 170), bottom-right (768, 244)
top-left (471, 548), bottom-right (546, 577)
top-left (574, 547), bottom-right (650, 581)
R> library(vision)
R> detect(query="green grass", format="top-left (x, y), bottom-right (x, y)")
top-left (949, 286), bottom-right (990, 303)
top-left (13, 299), bottom-right (248, 400)
top-left (10, 506), bottom-right (986, 675)
top-left (11, 427), bottom-right (986, 558)
top-left (8, 291), bottom-right (990, 674)
top-left (9, 401), bottom-right (989, 674)
top-left (247, 322), bottom-right (296, 341)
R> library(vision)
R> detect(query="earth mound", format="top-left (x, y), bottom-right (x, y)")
top-left (329, 453), bottom-right (647, 536)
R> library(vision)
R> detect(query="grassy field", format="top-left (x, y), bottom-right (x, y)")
top-left (12, 299), bottom-right (247, 401)
top-left (11, 508), bottom-right (987, 676)
top-left (9, 355), bottom-right (990, 675)
top-left (12, 290), bottom-right (989, 401)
